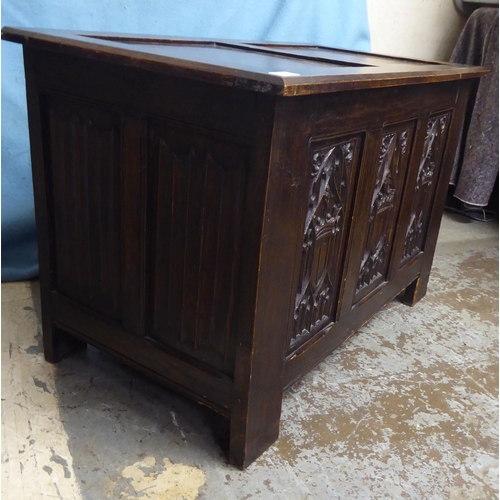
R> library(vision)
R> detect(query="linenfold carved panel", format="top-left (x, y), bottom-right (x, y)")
top-left (355, 125), bottom-right (413, 302)
top-left (402, 113), bottom-right (449, 263)
top-left (147, 122), bottom-right (248, 374)
top-left (46, 97), bottom-right (123, 320)
top-left (291, 136), bottom-right (361, 350)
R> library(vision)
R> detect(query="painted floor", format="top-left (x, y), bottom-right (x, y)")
top-left (2, 213), bottom-right (498, 500)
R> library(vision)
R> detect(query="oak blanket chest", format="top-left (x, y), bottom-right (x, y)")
top-left (2, 28), bottom-right (484, 468)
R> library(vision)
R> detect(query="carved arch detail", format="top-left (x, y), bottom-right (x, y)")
top-left (355, 126), bottom-right (412, 298)
top-left (292, 136), bottom-right (360, 349)
top-left (402, 113), bottom-right (449, 262)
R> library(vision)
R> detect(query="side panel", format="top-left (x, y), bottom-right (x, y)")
top-left (146, 121), bottom-right (249, 375)
top-left (290, 134), bottom-right (363, 352)
top-left (41, 94), bottom-right (143, 334)
top-left (399, 113), bottom-right (451, 265)
top-left (353, 121), bottom-right (415, 306)
top-left (284, 82), bottom-right (465, 388)
top-left (26, 49), bottom-right (270, 420)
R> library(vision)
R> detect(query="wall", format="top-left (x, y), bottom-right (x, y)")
top-left (367, 0), bottom-right (467, 61)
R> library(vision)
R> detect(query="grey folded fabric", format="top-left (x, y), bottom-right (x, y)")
top-left (450, 7), bottom-right (499, 207)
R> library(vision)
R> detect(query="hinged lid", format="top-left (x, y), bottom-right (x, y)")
top-left (1, 27), bottom-right (487, 96)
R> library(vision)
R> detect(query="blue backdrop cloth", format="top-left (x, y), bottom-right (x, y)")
top-left (1, 0), bottom-right (371, 281)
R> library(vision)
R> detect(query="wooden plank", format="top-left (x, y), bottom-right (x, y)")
top-left (2, 27), bottom-right (487, 96)
top-left (50, 291), bottom-right (234, 414)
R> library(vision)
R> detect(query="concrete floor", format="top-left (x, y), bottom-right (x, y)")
top-left (2, 213), bottom-right (498, 500)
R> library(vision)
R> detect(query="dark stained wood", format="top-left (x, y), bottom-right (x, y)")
top-left (354, 121), bottom-right (414, 305)
top-left (230, 96), bottom-right (311, 468)
top-left (2, 27), bottom-right (486, 96)
top-left (289, 131), bottom-right (363, 352)
top-left (45, 96), bottom-right (123, 318)
top-left (4, 28), bottom-right (482, 469)
top-left (51, 290), bottom-right (234, 413)
top-left (146, 119), bottom-right (249, 374)
top-left (401, 82), bottom-right (472, 306)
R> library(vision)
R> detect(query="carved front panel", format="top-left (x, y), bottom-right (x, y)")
top-left (354, 124), bottom-right (413, 304)
top-left (401, 113), bottom-right (450, 264)
top-left (291, 135), bottom-right (362, 351)
top-left (46, 97), bottom-right (123, 320)
top-left (147, 122), bottom-right (248, 374)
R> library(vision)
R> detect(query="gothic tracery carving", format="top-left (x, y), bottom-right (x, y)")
top-left (356, 127), bottom-right (410, 294)
top-left (292, 139), bottom-right (356, 347)
top-left (403, 114), bottom-right (449, 261)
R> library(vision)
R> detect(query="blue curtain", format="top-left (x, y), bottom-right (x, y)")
top-left (1, 0), bottom-right (371, 281)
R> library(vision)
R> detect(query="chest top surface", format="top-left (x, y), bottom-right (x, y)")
top-left (2, 27), bottom-right (486, 96)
